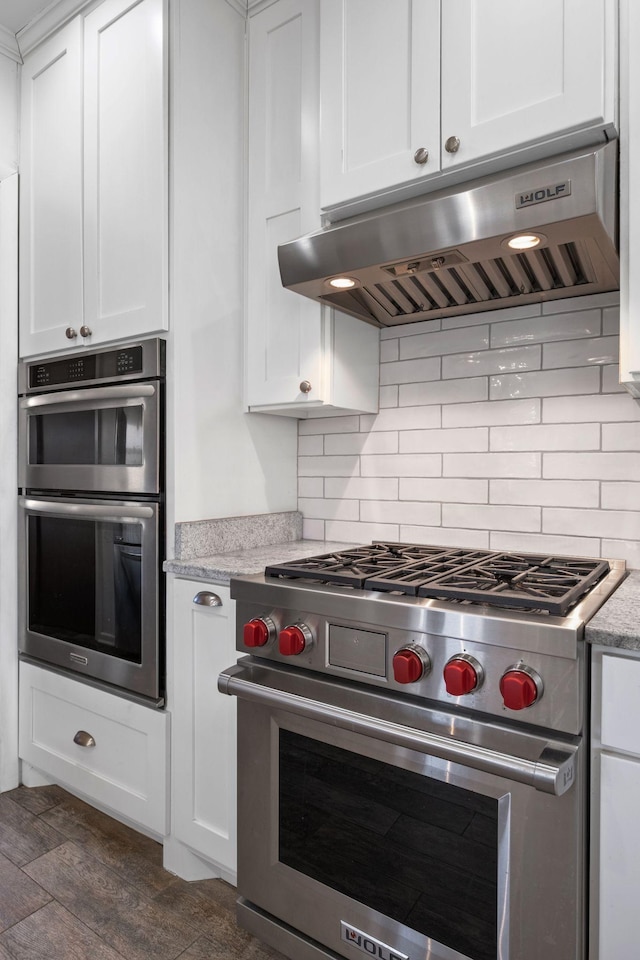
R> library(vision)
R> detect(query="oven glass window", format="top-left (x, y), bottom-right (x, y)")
top-left (279, 730), bottom-right (498, 960)
top-left (28, 407), bottom-right (144, 466)
top-left (28, 515), bottom-right (143, 662)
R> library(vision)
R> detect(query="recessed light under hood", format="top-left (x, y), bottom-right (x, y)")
top-left (278, 143), bottom-right (618, 328)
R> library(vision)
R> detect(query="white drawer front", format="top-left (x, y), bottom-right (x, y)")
top-left (19, 662), bottom-right (168, 835)
top-left (601, 653), bottom-right (640, 757)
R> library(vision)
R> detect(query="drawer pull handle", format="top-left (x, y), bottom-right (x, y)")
top-left (73, 730), bottom-right (96, 748)
top-left (193, 591), bottom-right (223, 607)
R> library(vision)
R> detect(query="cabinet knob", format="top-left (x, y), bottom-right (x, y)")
top-left (80, 325), bottom-right (92, 338)
top-left (299, 380), bottom-right (312, 394)
top-left (193, 591), bottom-right (223, 607)
top-left (73, 730), bottom-right (96, 748)
top-left (445, 136), bottom-right (461, 154)
top-left (65, 327), bottom-right (78, 340)
top-left (413, 147), bottom-right (429, 165)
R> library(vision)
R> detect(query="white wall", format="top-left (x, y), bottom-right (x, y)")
top-left (168, 0), bottom-right (297, 533)
top-left (297, 292), bottom-right (640, 568)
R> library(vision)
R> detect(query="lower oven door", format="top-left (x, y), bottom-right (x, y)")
top-left (219, 660), bottom-right (585, 960)
top-left (19, 496), bottom-right (161, 701)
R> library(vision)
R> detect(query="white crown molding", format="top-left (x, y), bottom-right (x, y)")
top-left (225, 0), bottom-right (247, 16)
top-left (17, 0), bottom-right (96, 57)
top-left (247, 0), bottom-right (279, 14)
top-left (0, 25), bottom-right (20, 61)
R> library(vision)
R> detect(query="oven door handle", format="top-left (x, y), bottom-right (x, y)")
top-left (19, 497), bottom-right (155, 521)
top-left (20, 384), bottom-right (156, 409)
top-left (218, 665), bottom-right (577, 796)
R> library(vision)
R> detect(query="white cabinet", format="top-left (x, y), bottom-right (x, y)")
top-left (590, 647), bottom-right (640, 958)
top-left (246, 0), bottom-right (379, 417)
top-left (320, 0), bottom-right (617, 211)
top-left (169, 578), bottom-right (237, 881)
top-left (619, 0), bottom-right (640, 396)
top-left (19, 661), bottom-right (169, 835)
top-left (19, 0), bottom-right (167, 358)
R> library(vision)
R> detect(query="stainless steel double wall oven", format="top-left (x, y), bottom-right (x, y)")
top-left (18, 339), bottom-right (165, 704)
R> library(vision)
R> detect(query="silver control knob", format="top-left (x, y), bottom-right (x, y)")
top-left (445, 136), bottom-right (461, 154)
top-left (299, 380), bottom-right (312, 394)
top-left (65, 327), bottom-right (78, 339)
top-left (80, 325), bottom-right (92, 338)
top-left (414, 147), bottom-right (429, 165)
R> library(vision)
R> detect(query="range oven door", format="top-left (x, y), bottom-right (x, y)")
top-left (19, 497), bottom-right (161, 701)
top-left (220, 660), bottom-right (585, 960)
top-left (19, 382), bottom-right (161, 495)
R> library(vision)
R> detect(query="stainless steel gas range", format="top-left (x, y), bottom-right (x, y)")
top-left (218, 542), bottom-right (627, 960)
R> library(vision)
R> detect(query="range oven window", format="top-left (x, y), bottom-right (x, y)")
top-left (279, 729), bottom-right (498, 960)
top-left (28, 406), bottom-right (144, 467)
top-left (28, 514), bottom-right (143, 662)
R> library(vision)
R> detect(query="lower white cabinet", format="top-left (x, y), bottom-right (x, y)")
top-left (169, 577), bottom-right (237, 880)
top-left (591, 647), bottom-right (640, 958)
top-left (19, 661), bottom-right (169, 835)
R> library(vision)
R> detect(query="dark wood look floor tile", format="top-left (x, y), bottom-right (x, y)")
top-left (0, 852), bottom-right (52, 933)
top-left (5, 786), bottom-right (67, 818)
top-left (23, 841), bottom-right (197, 960)
top-left (0, 901), bottom-right (128, 960)
top-left (40, 794), bottom-right (172, 897)
top-left (185, 878), bottom-right (238, 912)
top-left (0, 796), bottom-right (65, 868)
top-left (153, 880), bottom-right (252, 953)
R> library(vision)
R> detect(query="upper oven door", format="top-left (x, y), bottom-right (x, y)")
top-left (19, 383), bottom-right (160, 495)
top-left (220, 660), bottom-right (585, 960)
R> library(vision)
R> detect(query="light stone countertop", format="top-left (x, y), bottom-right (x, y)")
top-left (585, 570), bottom-right (640, 650)
top-left (163, 539), bottom-right (357, 584)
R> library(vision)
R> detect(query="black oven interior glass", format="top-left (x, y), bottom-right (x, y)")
top-left (279, 730), bottom-right (498, 960)
top-left (27, 512), bottom-right (143, 662)
top-left (28, 405), bottom-right (144, 467)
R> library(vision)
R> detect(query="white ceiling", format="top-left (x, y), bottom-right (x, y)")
top-left (0, 0), bottom-right (55, 34)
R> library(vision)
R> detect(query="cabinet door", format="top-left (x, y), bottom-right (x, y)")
top-left (83, 0), bottom-right (167, 345)
top-left (320, 0), bottom-right (440, 209)
top-left (441, 0), bottom-right (616, 171)
top-left (19, 18), bottom-right (83, 358)
top-left (246, 0), bottom-right (325, 409)
top-left (598, 753), bottom-right (640, 956)
top-left (171, 580), bottom-right (236, 873)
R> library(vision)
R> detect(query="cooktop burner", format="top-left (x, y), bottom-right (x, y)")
top-left (265, 542), bottom-right (611, 616)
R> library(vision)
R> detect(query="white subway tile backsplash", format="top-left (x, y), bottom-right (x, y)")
top-left (543, 393), bottom-right (640, 423)
top-left (444, 303), bottom-right (541, 328)
top-left (442, 345), bottom-right (541, 380)
top-left (325, 477), bottom-right (398, 500)
top-left (544, 452), bottom-right (640, 481)
top-left (400, 377), bottom-right (487, 407)
top-left (444, 452), bottom-right (541, 478)
top-left (302, 518), bottom-right (325, 540)
top-left (325, 520), bottom-right (398, 542)
top-left (443, 398), bottom-right (541, 428)
top-left (298, 435), bottom-right (324, 456)
top-left (602, 539), bottom-right (640, 566)
top-left (490, 423), bottom-right (600, 452)
top-left (361, 500), bottom-right (441, 526)
top-left (399, 526), bottom-right (490, 549)
top-left (361, 454), bottom-right (442, 477)
top-left (602, 422), bottom-right (640, 451)
top-left (298, 498), bottom-right (360, 521)
top-left (399, 326), bottom-right (489, 360)
top-left (400, 428), bottom-right (488, 453)
top-left (298, 456), bottom-right (360, 477)
top-left (601, 483), bottom-right (640, 511)
top-left (380, 318), bottom-right (441, 339)
top-left (361, 406), bottom-right (441, 432)
top-left (298, 477), bottom-right (324, 498)
top-left (490, 367), bottom-right (600, 400)
top-left (443, 503), bottom-right (540, 532)
top-left (379, 385), bottom-right (399, 407)
top-left (400, 478), bottom-right (488, 503)
top-left (490, 479), bottom-right (600, 508)
top-left (541, 292), bottom-right (618, 313)
top-left (491, 310), bottom-right (601, 348)
top-left (543, 336), bottom-right (619, 370)
top-left (544, 507), bottom-right (640, 541)
top-left (380, 357), bottom-right (441, 386)
top-left (325, 431), bottom-right (399, 456)
top-left (380, 339), bottom-right (399, 362)
top-left (299, 415), bottom-right (360, 435)
top-left (603, 306), bottom-right (620, 336)
top-left (489, 531), bottom-right (601, 555)
top-left (601, 365), bottom-right (625, 393)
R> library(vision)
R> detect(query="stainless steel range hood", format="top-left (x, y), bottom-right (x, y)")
top-left (278, 143), bottom-right (618, 328)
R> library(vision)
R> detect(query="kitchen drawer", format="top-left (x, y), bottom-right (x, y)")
top-left (600, 653), bottom-right (640, 757)
top-left (19, 662), bottom-right (169, 835)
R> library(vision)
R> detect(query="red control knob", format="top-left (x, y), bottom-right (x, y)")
top-left (392, 648), bottom-right (427, 684)
top-left (279, 625), bottom-right (309, 656)
top-left (243, 618), bottom-right (272, 648)
top-left (500, 668), bottom-right (541, 710)
top-left (444, 657), bottom-right (480, 696)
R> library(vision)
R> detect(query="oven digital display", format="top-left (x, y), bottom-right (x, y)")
top-left (28, 346), bottom-right (144, 389)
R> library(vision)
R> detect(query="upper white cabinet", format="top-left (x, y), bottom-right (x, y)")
top-left (19, 0), bottom-right (167, 358)
top-left (246, 0), bottom-right (379, 417)
top-left (321, 0), bottom-right (617, 211)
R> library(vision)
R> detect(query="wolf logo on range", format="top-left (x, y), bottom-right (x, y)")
top-left (340, 923), bottom-right (409, 960)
